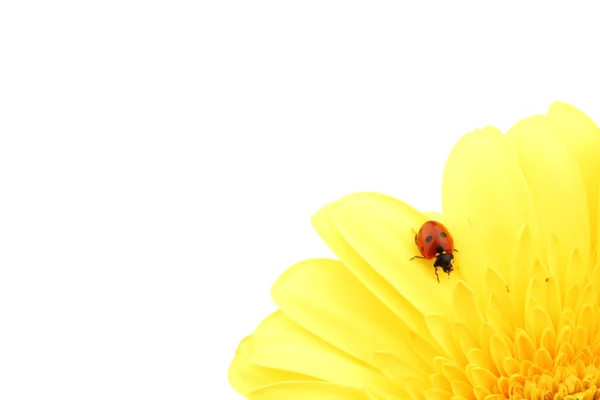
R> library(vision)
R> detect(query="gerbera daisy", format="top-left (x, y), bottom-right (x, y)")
top-left (228, 102), bottom-right (600, 400)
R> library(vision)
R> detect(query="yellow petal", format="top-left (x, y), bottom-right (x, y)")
top-left (502, 357), bottom-right (520, 376)
top-left (449, 380), bottom-right (474, 399)
top-left (572, 325), bottom-right (588, 353)
top-left (478, 322), bottom-right (495, 361)
top-left (559, 307), bottom-right (576, 331)
top-left (527, 309), bottom-right (552, 362)
top-left (228, 335), bottom-right (316, 396)
top-left (489, 333), bottom-right (512, 376)
top-left (311, 202), bottom-right (439, 348)
top-left (426, 315), bottom-right (467, 366)
top-left (575, 281), bottom-right (596, 319)
top-left (466, 348), bottom-right (497, 376)
top-left (365, 388), bottom-right (402, 400)
top-left (403, 377), bottom-right (428, 400)
top-left (430, 372), bottom-right (452, 392)
top-left (506, 115), bottom-right (590, 292)
top-left (454, 322), bottom-right (481, 359)
top-left (544, 275), bottom-right (563, 330)
top-left (410, 331), bottom-right (445, 370)
top-left (248, 381), bottom-right (370, 400)
top-left (563, 272), bottom-right (584, 312)
top-left (513, 329), bottom-right (535, 362)
top-left (510, 225), bottom-right (538, 320)
top-left (525, 260), bottom-right (549, 310)
top-left (533, 347), bottom-right (553, 370)
top-left (484, 267), bottom-right (520, 336)
top-left (424, 387), bottom-right (454, 400)
top-left (546, 102), bottom-right (600, 253)
top-left (271, 258), bottom-right (428, 370)
top-left (540, 326), bottom-right (556, 358)
top-left (466, 366), bottom-right (497, 391)
top-left (452, 281), bottom-right (484, 339)
top-left (370, 351), bottom-right (429, 385)
top-left (578, 305), bottom-right (596, 340)
top-left (442, 127), bottom-right (539, 301)
top-left (441, 360), bottom-right (468, 383)
top-left (329, 192), bottom-right (454, 315)
top-left (249, 311), bottom-right (399, 393)
top-left (472, 386), bottom-right (492, 400)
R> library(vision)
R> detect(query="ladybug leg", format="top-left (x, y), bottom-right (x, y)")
top-left (433, 266), bottom-right (440, 283)
top-left (453, 248), bottom-right (459, 252)
top-left (411, 228), bottom-right (418, 245)
top-left (409, 255), bottom-right (426, 261)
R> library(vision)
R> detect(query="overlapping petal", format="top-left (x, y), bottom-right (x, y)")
top-left (328, 193), bottom-right (455, 315)
top-left (249, 310), bottom-right (399, 394)
top-left (547, 102), bottom-right (600, 256)
top-left (506, 113), bottom-right (590, 293)
top-left (442, 126), bottom-right (540, 309)
top-left (228, 336), bottom-right (316, 397)
top-left (271, 258), bottom-right (434, 376)
top-left (311, 201), bottom-right (436, 345)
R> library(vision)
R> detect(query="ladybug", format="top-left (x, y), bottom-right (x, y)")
top-left (409, 220), bottom-right (458, 283)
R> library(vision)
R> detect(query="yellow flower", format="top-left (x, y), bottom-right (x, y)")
top-left (227, 102), bottom-right (600, 400)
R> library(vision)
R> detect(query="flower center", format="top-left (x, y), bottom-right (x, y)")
top-left (499, 347), bottom-right (600, 400)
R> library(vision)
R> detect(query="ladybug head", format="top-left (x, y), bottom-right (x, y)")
top-left (434, 253), bottom-right (454, 274)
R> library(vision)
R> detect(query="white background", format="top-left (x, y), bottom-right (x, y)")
top-left (1, 1), bottom-right (600, 399)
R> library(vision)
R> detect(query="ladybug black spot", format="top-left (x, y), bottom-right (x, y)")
top-left (440, 231), bottom-right (447, 238)
top-left (420, 247), bottom-right (424, 251)
top-left (425, 235), bottom-right (433, 243)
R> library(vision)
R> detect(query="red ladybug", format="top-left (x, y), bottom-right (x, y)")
top-left (410, 220), bottom-right (458, 282)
